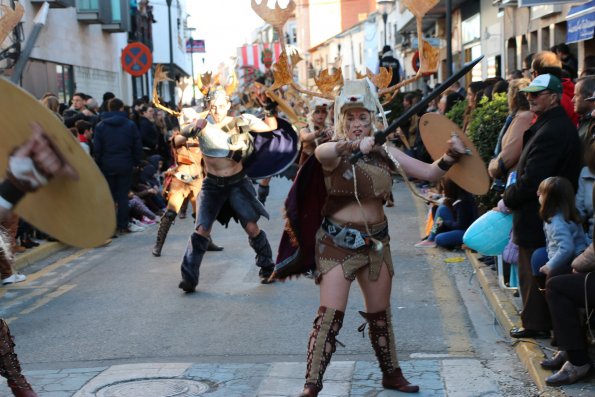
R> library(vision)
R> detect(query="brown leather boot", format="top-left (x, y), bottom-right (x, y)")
top-left (0, 320), bottom-right (38, 397)
top-left (300, 306), bottom-right (344, 396)
top-left (152, 210), bottom-right (176, 257)
top-left (359, 308), bottom-right (419, 393)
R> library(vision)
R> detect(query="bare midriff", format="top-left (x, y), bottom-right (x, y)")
top-left (330, 198), bottom-right (385, 225)
top-left (203, 156), bottom-right (243, 177)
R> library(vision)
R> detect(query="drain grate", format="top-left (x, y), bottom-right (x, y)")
top-left (96, 378), bottom-right (210, 397)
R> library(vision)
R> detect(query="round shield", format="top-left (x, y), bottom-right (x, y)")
top-left (243, 117), bottom-right (300, 179)
top-left (0, 78), bottom-right (115, 248)
top-left (418, 113), bottom-right (490, 195)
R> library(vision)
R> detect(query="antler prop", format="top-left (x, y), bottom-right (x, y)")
top-left (371, 0), bottom-right (440, 105)
top-left (251, 0), bottom-right (295, 55)
top-left (0, 2), bottom-right (24, 46)
top-left (152, 64), bottom-right (181, 117)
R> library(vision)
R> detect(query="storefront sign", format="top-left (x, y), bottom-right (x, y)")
top-left (567, 12), bottom-right (595, 43)
top-left (185, 39), bottom-right (205, 53)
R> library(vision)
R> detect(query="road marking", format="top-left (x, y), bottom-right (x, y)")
top-left (1, 249), bottom-right (87, 323)
top-left (413, 198), bottom-right (474, 357)
top-left (19, 249), bottom-right (89, 284)
top-left (19, 284), bottom-right (76, 315)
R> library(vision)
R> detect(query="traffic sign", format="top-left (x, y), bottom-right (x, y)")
top-left (121, 42), bottom-right (152, 77)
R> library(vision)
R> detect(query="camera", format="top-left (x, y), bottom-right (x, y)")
top-left (491, 178), bottom-right (506, 193)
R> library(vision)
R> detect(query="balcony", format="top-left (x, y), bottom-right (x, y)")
top-left (101, 0), bottom-right (130, 33)
top-left (76, 0), bottom-right (110, 24)
top-left (30, 0), bottom-right (74, 7)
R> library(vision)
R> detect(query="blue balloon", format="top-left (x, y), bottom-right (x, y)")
top-left (463, 210), bottom-right (513, 255)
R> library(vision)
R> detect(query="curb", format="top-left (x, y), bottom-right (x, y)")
top-left (464, 250), bottom-right (565, 397)
top-left (14, 242), bottom-right (66, 272)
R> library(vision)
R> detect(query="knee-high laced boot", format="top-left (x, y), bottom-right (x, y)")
top-left (178, 233), bottom-right (209, 293)
top-left (248, 231), bottom-right (275, 284)
top-left (301, 306), bottom-right (345, 397)
top-left (257, 184), bottom-right (269, 205)
top-left (0, 320), bottom-right (37, 397)
top-left (152, 210), bottom-right (177, 257)
top-left (359, 308), bottom-right (419, 393)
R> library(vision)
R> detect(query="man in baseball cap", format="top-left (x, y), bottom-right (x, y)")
top-left (506, 72), bottom-right (581, 342)
top-left (521, 73), bottom-right (563, 94)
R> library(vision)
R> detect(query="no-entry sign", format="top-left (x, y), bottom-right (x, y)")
top-left (121, 42), bottom-right (152, 77)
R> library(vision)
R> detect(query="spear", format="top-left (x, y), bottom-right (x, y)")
top-left (350, 55), bottom-right (484, 163)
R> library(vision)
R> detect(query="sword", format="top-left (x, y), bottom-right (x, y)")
top-left (351, 55), bottom-right (484, 163)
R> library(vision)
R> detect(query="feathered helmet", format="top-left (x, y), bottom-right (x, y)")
top-left (333, 78), bottom-right (387, 139)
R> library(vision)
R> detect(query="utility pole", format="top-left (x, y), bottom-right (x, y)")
top-left (166, 0), bottom-right (175, 104)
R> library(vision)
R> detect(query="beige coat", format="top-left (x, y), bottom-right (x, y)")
top-left (488, 111), bottom-right (534, 179)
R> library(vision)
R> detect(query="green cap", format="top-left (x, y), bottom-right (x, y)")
top-left (520, 74), bottom-right (563, 94)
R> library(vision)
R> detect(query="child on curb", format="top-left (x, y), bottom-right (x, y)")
top-left (531, 176), bottom-right (588, 281)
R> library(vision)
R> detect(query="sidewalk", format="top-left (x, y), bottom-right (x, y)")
top-left (13, 241), bottom-right (66, 273)
top-left (465, 250), bottom-right (595, 397)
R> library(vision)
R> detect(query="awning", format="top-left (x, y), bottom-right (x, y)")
top-left (519, 0), bottom-right (590, 6)
top-left (566, 1), bottom-right (595, 43)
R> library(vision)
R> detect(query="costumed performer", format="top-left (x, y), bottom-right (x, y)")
top-left (151, 106), bottom-right (223, 257)
top-left (0, 126), bottom-right (78, 397)
top-left (177, 87), bottom-right (280, 292)
top-left (298, 79), bottom-right (466, 396)
top-left (298, 98), bottom-right (333, 166)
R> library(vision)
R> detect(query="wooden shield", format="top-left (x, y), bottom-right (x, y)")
top-left (419, 113), bottom-right (489, 195)
top-left (0, 78), bottom-right (115, 247)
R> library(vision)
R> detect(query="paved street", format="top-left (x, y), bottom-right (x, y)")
top-left (0, 178), bottom-right (541, 396)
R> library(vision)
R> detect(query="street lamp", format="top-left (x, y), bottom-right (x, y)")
top-left (377, 0), bottom-right (395, 47)
top-left (165, 0), bottom-right (175, 105)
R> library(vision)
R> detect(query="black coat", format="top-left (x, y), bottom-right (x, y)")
top-left (138, 116), bottom-right (159, 151)
top-left (93, 111), bottom-right (143, 174)
top-left (503, 106), bottom-right (581, 248)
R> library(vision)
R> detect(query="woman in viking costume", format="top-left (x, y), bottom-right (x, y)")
top-left (298, 98), bottom-right (333, 166)
top-left (299, 79), bottom-right (466, 396)
top-left (177, 87), bottom-right (280, 291)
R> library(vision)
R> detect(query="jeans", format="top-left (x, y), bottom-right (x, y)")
top-left (104, 171), bottom-right (132, 230)
top-left (429, 205), bottom-right (465, 248)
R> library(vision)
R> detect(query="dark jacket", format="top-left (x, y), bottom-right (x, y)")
top-left (504, 106), bottom-right (581, 248)
top-left (379, 51), bottom-right (401, 86)
top-left (139, 116), bottom-right (159, 151)
top-left (93, 111), bottom-right (143, 174)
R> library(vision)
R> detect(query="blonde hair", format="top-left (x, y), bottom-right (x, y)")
top-left (507, 78), bottom-right (531, 112)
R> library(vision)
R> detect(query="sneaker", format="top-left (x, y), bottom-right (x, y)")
top-left (141, 216), bottom-right (156, 225)
top-left (2, 273), bottom-right (27, 285)
top-left (127, 222), bottom-right (145, 232)
top-left (414, 240), bottom-right (436, 248)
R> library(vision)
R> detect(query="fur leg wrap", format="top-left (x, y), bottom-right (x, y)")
top-left (257, 185), bottom-right (270, 205)
top-left (248, 231), bottom-right (274, 269)
top-left (179, 233), bottom-right (209, 292)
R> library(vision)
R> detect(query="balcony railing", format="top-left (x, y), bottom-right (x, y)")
top-left (101, 0), bottom-right (130, 33)
top-left (76, 0), bottom-right (110, 24)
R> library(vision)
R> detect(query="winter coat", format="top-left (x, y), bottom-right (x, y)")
top-left (139, 117), bottom-right (159, 151)
top-left (503, 106), bottom-right (581, 247)
top-left (543, 212), bottom-right (588, 272)
top-left (93, 111), bottom-right (143, 174)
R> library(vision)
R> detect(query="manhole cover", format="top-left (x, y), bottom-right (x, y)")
top-left (96, 378), bottom-right (210, 397)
